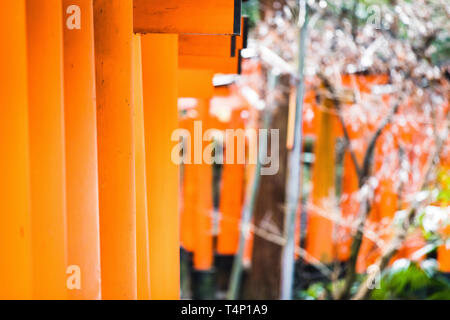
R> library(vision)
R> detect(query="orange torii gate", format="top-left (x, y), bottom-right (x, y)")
top-left (89, 0), bottom-right (242, 300)
top-left (0, 0), bottom-right (242, 300)
top-left (216, 98), bottom-right (248, 257)
top-left (209, 87), bottom-right (250, 293)
top-left (177, 18), bottom-right (248, 298)
top-left (134, 0), bottom-right (243, 299)
top-left (178, 70), bottom-right (215, 300)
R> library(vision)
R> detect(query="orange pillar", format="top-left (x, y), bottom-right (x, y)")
top-left (243, 106), bottom-right (258, 265)
top-left (62, 0), bottom-right (102, 299)
top-left (178, 71), bottom-right (215, 274)
top-left (438, 244), bottom-right (450, 273)
top-left (217, 108), bottom-right (246, 255)
top-left (141, 33), bottom-right (180, 300)
top-left (133, 34), bottom-right (151, 300)
top-left (305, 98), bottom-right (336, 264)
top-left (0, 0), bottom-right (32, 299)
top-left (26, 0), bottom-right (67, 299)
top-left (180, 111), bottom-right (215, 272)
top-left (338, 151), bottom-right (360, 262)
top-left (93, 0), bottom-right (137, 299)
top-left (192, 99), bottom-right (214, 272)
top-left (180, 116), bottom-right (196, 253)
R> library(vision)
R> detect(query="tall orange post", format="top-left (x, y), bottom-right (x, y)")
top-left (216, 104), bottom-right (247, 291)
top-left (0, 0), bottom-right (32, 299)
top-left (338, 151), bottom-right (360, 262)
top-left (180, 115), bottom-right (197, 254)
top-left (217, 108), bottom-right (246, 255)
top-left (179, 107), bottom-right (216, 287)
top-left (438, 244), bottom-right (450, 273)
top-left (186, 98), bottom-right (216, 300)
top-left (179, 70), bottom-right (215, 281)
top-left (62, 0), bottom-right (102, 299)
top-left (133, 34), bottom-right (151, 300)
top-left (26, 0), bottom-right (67, 299)
top-left (93, 0), bottom-right (137, 299)
top-left (305, 97), bottom-right (336, 264)
top-left (193, 99), bottom-right (215, 272)
top-left (141, 33), bottom-right (180, 300)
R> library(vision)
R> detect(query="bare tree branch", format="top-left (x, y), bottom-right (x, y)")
top-left (352, 111), bottom-right (450, 300)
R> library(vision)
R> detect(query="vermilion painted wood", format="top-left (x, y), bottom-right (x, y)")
top-left (192, 99), bottom-right (215, 271)
top-left (93, 0), bottom-right (137, 300)
top-left (214, 85), bottom-right (232, 97)
top-left (179, 55), bottom-right (240, 74)
top-left (179, 34), bottom-right (237, 58)
top-left (26, 0), bottom-right (68, 299)
top-left (305, 96), bottom-right (336, 264)
top-left (178, 70), bottom-right (215, 269)
top-left (132, 34), bottom-right (151, 300)
top-left (180, 118), bottom-right (215, 269)
top-left (179, 69), bottom-right (214, 100)
top-left (180, 115), bottom-right (196, 253)
top-left (133, 0), bottom-right (241, 35)
top-left (141, 33), bottom-right (180, 300)
top-left (217, 108), bottom-right (246, 255)
top-left (0, 0), bottom-right (32, 300)
top-left (62, 0), bottom-right (102, 299)
top-left (178, 17), bottom-right (247, 74)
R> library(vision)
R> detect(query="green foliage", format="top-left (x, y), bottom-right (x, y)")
top-left (437, 168), bottom-right (450, 204)
top-left (432, 36), bottom-right (450, 66)
top-left (323, 0), bottom-right (450, 65)
top-left (243, 0), bottom-right (260, 29)
top-left (371, 260), bottom-right (450, 300)
top-left (297, 282), bottom-right (329, 300)
top-left (297, 259), bottom-right (450, 300)
top-left (296, 276), bottom-right (364, 300)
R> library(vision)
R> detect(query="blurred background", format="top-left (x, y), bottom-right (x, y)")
top-left (179, 0), bottom-right (450, 300)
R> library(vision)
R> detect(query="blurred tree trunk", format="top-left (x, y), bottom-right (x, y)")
top-left (243, 74), bottom-right (289, 299)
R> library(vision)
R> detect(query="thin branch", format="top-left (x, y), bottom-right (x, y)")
top-left (335, 99), bottom-right (402, 299)
top-left (360, 102), bottom-right (401, 184)
top-left (352, 108), bottom-right (450, 300)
